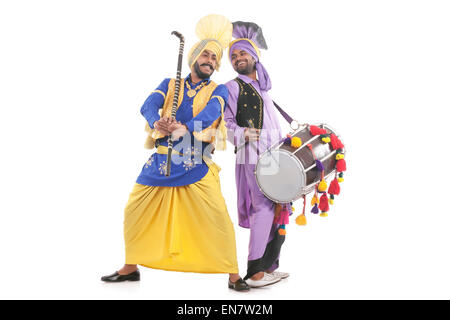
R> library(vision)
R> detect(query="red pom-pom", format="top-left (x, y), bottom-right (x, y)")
top-left (310, 125), bottom-right (327, 136)
top-left (328, 178), bottom-right (341, 195)
top-left (336, 159), bottom-right (347, 172)
top-left (319, 193), bottom-right (329, 212)
top-left (330, 133), bottom-right (344, 150)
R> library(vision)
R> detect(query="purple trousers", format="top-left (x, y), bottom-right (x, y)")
top-left (236, 163), bottom-right (288, 279)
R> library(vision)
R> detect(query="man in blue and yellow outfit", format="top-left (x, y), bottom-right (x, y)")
top-left (101, 15), bottom-right (249, 291)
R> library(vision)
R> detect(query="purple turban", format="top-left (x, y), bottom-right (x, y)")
top-left (229, 21), bottom-right (272, 91)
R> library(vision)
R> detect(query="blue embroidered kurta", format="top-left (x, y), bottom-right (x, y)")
top-left (136, 74), bottom-right (228, 187)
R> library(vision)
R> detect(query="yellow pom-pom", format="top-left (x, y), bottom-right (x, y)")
top-left (318, 179), bottom-right (327, 192)
top-left (320, 212), bottom-right (328, 217)
top-left (278, 228), bottom-right (287, 235)
top-left (311, 195), bottom-right (319, 205)
top-left (291, 137), bottom-right (302, 148)
top-left (322, 137), bottom-right (331, 143)
top-left (291, 206), bottom-right (295, 212)
top-left (336, 153), bottom-right (345, 160)
top-left (329, 198), bottom-right (334, 205)
top-left (295, 214), bottom-right (307, 226)
top-left (338, 177), bottom-right (344, 183)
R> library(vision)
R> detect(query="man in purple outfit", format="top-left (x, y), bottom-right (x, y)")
top-left (224, 21), bottom-right (291, 288)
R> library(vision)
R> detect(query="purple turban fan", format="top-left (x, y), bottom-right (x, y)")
top-left (229, 21), bottom-right (272, 91)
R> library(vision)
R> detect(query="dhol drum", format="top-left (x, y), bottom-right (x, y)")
top-left (255, 123), bottom-right (344, 203)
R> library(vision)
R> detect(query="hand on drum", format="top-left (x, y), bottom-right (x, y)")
top-left (244, 128), bottom-right (260, 142)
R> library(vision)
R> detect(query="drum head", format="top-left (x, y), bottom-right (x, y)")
top-left (255, 149), bottom-right (306, 203)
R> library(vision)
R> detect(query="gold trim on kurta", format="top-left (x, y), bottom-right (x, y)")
top-left (144, 79), bottom-right (185, 149)
top-left (151, 90), bottom-right (166, 99)
top-left (144, 79), bottom-right (227, 151)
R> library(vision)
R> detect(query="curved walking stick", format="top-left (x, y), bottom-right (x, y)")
top-left (165, 31), bottom-right (185, 177)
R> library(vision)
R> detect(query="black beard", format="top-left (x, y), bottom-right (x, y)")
top-left (235, 62), bottom-right (256, 76)
top-left (194, 62), bottom-right (213, 79)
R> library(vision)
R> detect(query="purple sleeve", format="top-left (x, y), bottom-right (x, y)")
top-left (224, 80), bottom-right (246, 146)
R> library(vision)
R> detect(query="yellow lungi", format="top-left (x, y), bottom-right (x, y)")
top-left (123, 162), bottom-right (239, 274)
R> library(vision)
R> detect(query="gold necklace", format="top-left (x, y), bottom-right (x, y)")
top-left (186, 80), bottom-right (207, 98)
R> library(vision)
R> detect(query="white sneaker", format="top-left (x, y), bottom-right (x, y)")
top-left (246, 272), bottom-right (282, 288)
top-left (270, 271), bottom-right (290, 279)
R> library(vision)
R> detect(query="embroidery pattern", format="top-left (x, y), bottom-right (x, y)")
top-left (183, 146), bottom-right (201, 157)
top-left (182, 146), bottom-right (201, 171)
top-left (183, 159), bottom-right (196, 171)
top-left (158, 161), bottom-right (168, 175)
top-left (144, 156), bottom-right (154, 169)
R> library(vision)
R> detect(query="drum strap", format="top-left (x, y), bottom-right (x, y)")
top-left (272, 100), bottom-right (295, 125)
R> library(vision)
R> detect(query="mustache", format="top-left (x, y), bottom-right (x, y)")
top-left (235, 60), bottom-right (247, 67)
top-left (200, 63), bottom-right (213, 70)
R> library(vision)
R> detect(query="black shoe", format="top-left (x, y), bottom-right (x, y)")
top-left (101, 270), bottom-right (140, 282)
top-left (228, 278), bottom-right (250, 292)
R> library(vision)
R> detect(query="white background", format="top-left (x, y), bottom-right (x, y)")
top-left (1, 0), bottom-right (449, 299)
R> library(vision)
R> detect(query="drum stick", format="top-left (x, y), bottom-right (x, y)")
top-left (235, 120), bottom-right (259, 153)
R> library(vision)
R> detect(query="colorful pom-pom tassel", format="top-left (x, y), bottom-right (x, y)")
top-left (274, 207), bottom-right (290, 225)
top-left (329, 194), bottom-right (335, 204)
top-left (310, 125), bottom-right (327, 136)
top-left (291, 137), bottom-right (302, 148)
top-left (289, 204), bottom-right (295, 216)
top-left (319, 193), bottom-right (329, 212)
top-left (328, 178), bottom-right (341, 195)
top-left (330, 133), bottom-right (344, 150)
top-left (311, 194), bottom-right (319, 205)
top-left (336, 159), bottom-right (347, 172)
top-left (281, 211), bottom-right (290, 225)
top-left (336, 153), bottom-right (345, 160)
top-left (318, 179), bottom-right (328, 193)
top-left (311, 204), bottom-right (319, 214)
top-left (315, 159), bottom-right (324, 172)
top-left (278, 225), bottom-right (287, 235)
top-left (295, 214), bottom-right (307, 226)
top-left (320, 212), bottom-right (328, 217)
top-left (283, 137), bottom-right (291, 146)
top-left (320, 134), bottom-right (331, 143)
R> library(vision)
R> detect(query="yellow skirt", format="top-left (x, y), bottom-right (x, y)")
top-left (123, 165), bottom-right (239, 274)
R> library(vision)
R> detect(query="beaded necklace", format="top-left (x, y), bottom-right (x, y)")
top-left (186, 80), bottom-right (207, 98)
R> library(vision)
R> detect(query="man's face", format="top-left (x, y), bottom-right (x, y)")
top-left (193, 49), bottom-right (217, 79)
top-left (230, 49), bottom-right (256, 75)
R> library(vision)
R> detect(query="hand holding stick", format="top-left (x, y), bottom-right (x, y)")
top-left (235, 120), bottom-right (260, 153)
